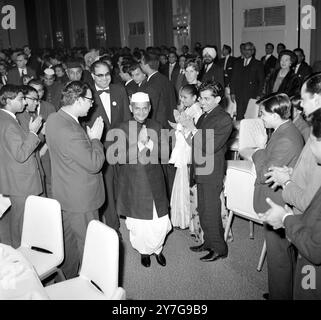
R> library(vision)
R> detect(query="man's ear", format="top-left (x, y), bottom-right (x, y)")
top-left (215, 96), bottom-right (221, 105)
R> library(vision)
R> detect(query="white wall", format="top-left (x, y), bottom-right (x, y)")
top-left (118, 0), bottom-right (153, 49)
top-left (220, 0), bottom-right (311, 62)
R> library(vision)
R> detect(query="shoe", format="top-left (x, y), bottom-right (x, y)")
top-left (200, 250), bottom-right (228, 262)
top-left (155, 253), bottom-right (166, 266)
top-left (189, 244), bottom-right (206, 252)
top-left (263, 293), bottom-right (269, 300)
top-left (141, 255), bottom-right (151, 268)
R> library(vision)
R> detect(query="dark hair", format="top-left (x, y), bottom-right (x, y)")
top-left (199, 80), bottom-right (224, 101)
top-left (266, 43), bottom-right (274, 49)
top-left (128, 63), bottom-right (143, 75)
top-left (141, 52), bottom-right (159, 71)
top-left (16, 52), bottom-right (28, 60)
top-left (22, 85), bottom-right (38, 96)
top-left (0, 85), bottom-right (23, 109)
top-left (223, 45), bottom-right (232, 54)
top-left (28, 79), bottom-right (44, 88)
top-left (311, 108), bottom-right (321, 139)
top-left (304, 72), bottom-right (321, 95)
top-left (180, 84), bottom-right (199, 98)
top-left (294, 48), bottom-right (305, 57)
top-left (259, 93), bottom-right (291, 120)
top-left (277, 43), bottom-right (286, 49)
top-left (90, 60), bottom-right (110, 74)
top-left (291, 95), bottom-right (303, 112)
top-left (61, 81), bottom-right (90, 106)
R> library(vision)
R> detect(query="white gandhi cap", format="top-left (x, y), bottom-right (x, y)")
top-left (131, 92), bottom-right (150, 103)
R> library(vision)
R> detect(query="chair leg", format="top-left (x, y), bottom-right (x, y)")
top-left (224, 211), bottom-right (234, 242)
top-left (257, 240), bottom-right (267, 272)
top-left (249, 221), bottom-right (254, 239)
top-left (57, 268), bottom-right (66, 281)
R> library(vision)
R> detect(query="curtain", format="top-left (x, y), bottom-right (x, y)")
top-left (310, 0), bottom-right (321, 66)
top-left (86, 0), bottom-right (98, 49)
top-left (103, 0), bottom-right (121, 48)
top-left (153, 0), bottom-right (173, 47)
top-left (49, 0), bottom-right (70, 48)
top-left (24, 0), bottom-right (39, 49)
top-left (190, 0), bottom-right (221, 55)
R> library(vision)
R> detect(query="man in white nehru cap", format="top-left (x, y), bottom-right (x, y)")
top-left (111, 92), bottom-right (172, 268)
top-left (200, 46), bottom-right (224, 87)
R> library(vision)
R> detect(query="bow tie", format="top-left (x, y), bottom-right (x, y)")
top-left (97, 88), bottom-right (110, 95)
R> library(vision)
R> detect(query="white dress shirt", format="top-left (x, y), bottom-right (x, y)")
top-left (18, 68), bottom-right (27, 77)
top-left (95, 84), bottom-right (111, 123)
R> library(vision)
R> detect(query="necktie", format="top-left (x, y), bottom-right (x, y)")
top-left (244, 59), bottom-right (248, 67)
top-left (97, 88), bottom-right (110, 95)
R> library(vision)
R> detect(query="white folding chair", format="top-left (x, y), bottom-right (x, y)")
top-left (17, 195), bottom-right (65, 281)
top-left (45, 220), bottom-right (126, 300)
top-left (224, 161), bottom-right (266, 272)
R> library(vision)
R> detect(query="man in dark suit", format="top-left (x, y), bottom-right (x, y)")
top-left (84, 61), bottom-right (131, 235)
top-left (260, 108), bottom-right (321, 300)
top-left (261, 43), bottom-right (278, 78)
top-left (199, 46), bottom-right (224, 87)
top-left (0, 85), bottom-right (43, 248)
top-left (163, 52), bottom-right (180, 88)
top-left (219, 44), bottom-right (236, 88)
top-left (46, 81), bottom-right (105, 278)
top-left (186, 81), bottom-right (233, 262)
top-left (139, 52), bottom-right (177, 200)
top-left (252, 94), bottom-right (304, 300)
top-left (119, 62), bottom-right (138, 98)
top-left (294, 48), bottom-right (313, 85)
top-left (7, 53), bottom-right (36, 86)
top-left (128, 63), bottom-right (147, 89)
top-left (230, 42), bottom-right (265, 120)
top-left (0, 61), bottom-right (8, 86)
top-left (23, 45), bottom-right (40, 74)
top-left (29, 80), bottom-right (56, 197)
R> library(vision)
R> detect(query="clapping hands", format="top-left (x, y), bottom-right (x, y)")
top-left (29, 116), bottom-right (43, 134)
top-left (87, 116), bottom-right (104, 141)
top-left (138, 124), bottom-right (149, 145)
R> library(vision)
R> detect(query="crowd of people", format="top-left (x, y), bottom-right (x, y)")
top-left (0, 40), bottom-right (321, 300)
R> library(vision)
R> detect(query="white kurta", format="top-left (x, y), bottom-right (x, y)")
top-left (125, 202), bottom-right (172, 255)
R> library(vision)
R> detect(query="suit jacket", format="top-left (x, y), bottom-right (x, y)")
top-left (163, 62), bottom-right (180, 86)
top-left (312, 60), bottom-right (321, 73)
top-left (125, 79), bottom-right (138, 98)
top-left (199, 62), bottom-right (224, 88)
top-left (44, 81), bottom-right (64, 111)
top-left (115, 119), bottom-right (169, 220)
top-left (7, 67), bottom-right (36, 85)
top-left (295, 61), bottom-right (312, 85)
top-left (265, 69), bottom-right (301, 97)
top-left (84, 83), bottom-right (131, 147)
top-left (193, 106), bottom-right (233, 184)
top-left (231, 57), bottom-right (265, 99)
top-left (140, 71), bottom-right (176, 128)
top-left (285, 185), bottom-right (321, 300)
top-left (46, 110), bottom-right (105, 213)
top-left (0, 110), bottom-right (42, 196)
top-left (219, 56), bottom-right (236, 87)
top-left (293, 114), bottom-right (310, 142)
top-left (253, 121), bottom-right (304, 213)
top-left (261, 55), bottom-right (277, 77)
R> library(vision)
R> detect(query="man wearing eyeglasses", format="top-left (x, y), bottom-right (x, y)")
top-left (84, 60), bottom-right (131, 237)
top-left (46, 81), bottom-right (105, 278)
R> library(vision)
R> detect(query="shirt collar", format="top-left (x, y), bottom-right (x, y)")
top-left (125, 79), bottom-right (133, 86)
top-left (95, 84), bottom-right (109, 92)
top-left (1, 109), bottom-right (16, 120)
top-left (61, 109), bottom-right (79, 123)
top-left (147, 71), bottom-right (158, 81)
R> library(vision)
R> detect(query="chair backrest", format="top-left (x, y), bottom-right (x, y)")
top-left (20, 196), bottom-right (64, 264)
top-left (239, 119), bottom-right (267, 150)
top-left (79, 220), bottom-right (119, 298)
top-left (244, 98), bottom-right (259, 119)
top-left (224, 160), bottom-right (262, 223)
